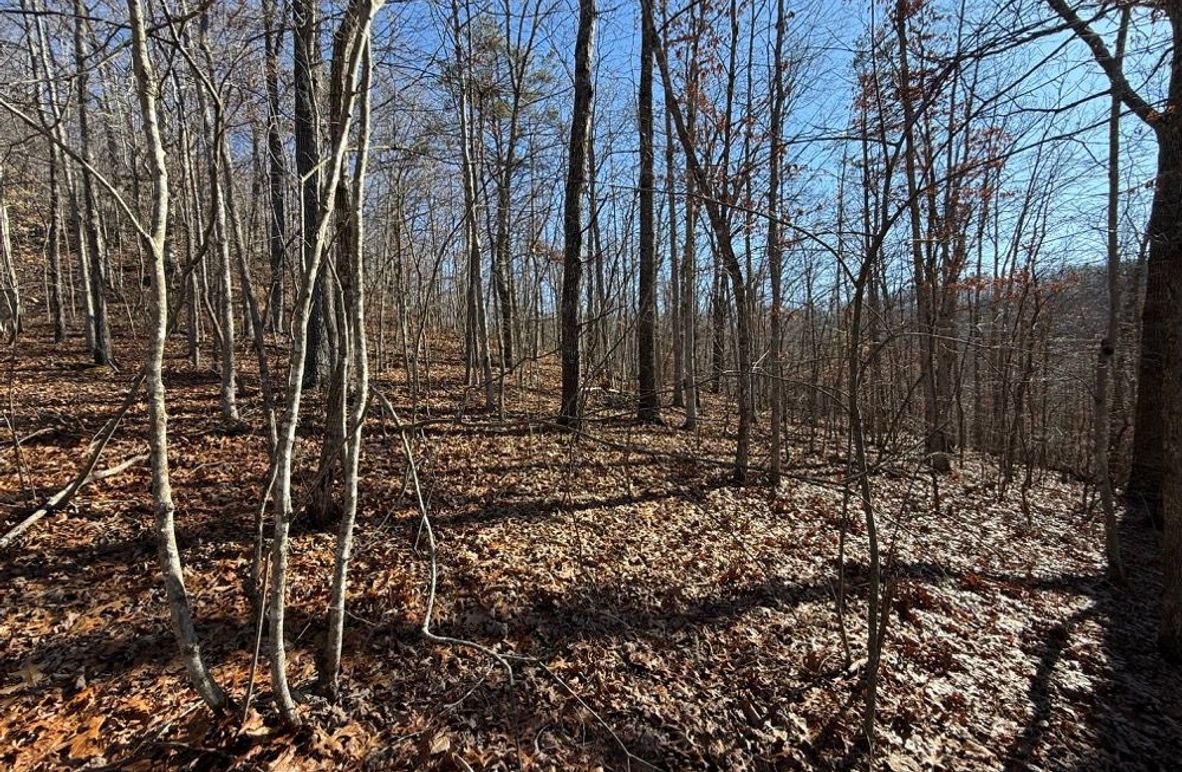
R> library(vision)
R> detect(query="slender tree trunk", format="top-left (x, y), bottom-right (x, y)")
top-left (323, 40), bottom-right (372, 694)
top-left (666, 91), bottom-right (683, 409)
top-left (493, 168), bottom-right (516, 367)
top-left (894, 1), bottom-right (947, 468)
top-left (710, 266), bottom-right (725, 393)
top-left (682, 182), bottom-right (698, 430)
top-left (263, 0), bottom-right (288, 333)
top-left (198, 72), bottom-right (239, 424)
top-left (636, 17), bottom-right (660, 423)
top-left (451, 0), bottom-right (494, 411)
top-left (73, 0), bottom-right (114, 366)
top-left (1095, 8), bottom-right (1130, 585)
top-left (25, 0), bottom-right (64, 340)
top-left (0, 183), bottom-right (19, 337)
top-left (848, 233), bottom-right (882, 760)
top-left (557, 0), bottom-right (595, 428)
top-left (679, 17), bottom-right (700, 431)
top-left (46, 151), bottom-right (65, 340)
top-left (767, 0), bottom-right (786, 486)
top-left (71, 167), bottom-right (96, 351)
top-left (127, 0), bottom-right (225, 710)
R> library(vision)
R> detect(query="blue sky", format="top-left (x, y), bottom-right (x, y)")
top-left (369, 0), bottom-right (1166, 305)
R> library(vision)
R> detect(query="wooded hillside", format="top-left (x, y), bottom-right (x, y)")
top-left (0, 0), bottom-right (1180, 769)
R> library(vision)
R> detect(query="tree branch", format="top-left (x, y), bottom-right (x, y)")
top-left (1046, 0), bottom-right (1159, 125)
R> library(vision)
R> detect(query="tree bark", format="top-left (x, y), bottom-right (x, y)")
top-left (127, 0), bottom-right (225, 710)
top-left (636, 16), bottom-right (660, 423)
top-left (73, 0), bottom-right (114, 366)
top-left (263, 0), bottom-right (288, 333)
top-left (557, 0), bottom-right (595, 428)
top-left (643, 0), bottom-right (751, 481)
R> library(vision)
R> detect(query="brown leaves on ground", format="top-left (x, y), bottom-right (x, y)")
top-left (1, 331), bottom-right (1180, 770)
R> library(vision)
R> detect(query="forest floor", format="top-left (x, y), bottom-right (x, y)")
top-left (1, 325), bottom-right (1180, 771)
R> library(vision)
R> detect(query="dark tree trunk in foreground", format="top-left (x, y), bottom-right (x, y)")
top-left (1155, 122), bottom-right (1182, 660)
top-left (1129, 124), bottom-right (1181, 524)
top-left (557, 0), bottom-right (595, 428)
top-left (1046, 0), bottom-right (1182, 660)
top-left (767, 0), bottom-right (786, 486)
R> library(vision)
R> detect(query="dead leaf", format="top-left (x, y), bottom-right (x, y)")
top-left (429, 732), bottom-right (451, 755)
top-left (68, 715), bottom-right (105, 759)
top-left (18, 660), bottom-right (45, 686)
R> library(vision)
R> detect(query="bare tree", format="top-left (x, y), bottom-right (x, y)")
top-left (636, 10), bottom-right (660, 423)
top-left (22, 0), bottom-right (63, 341)
top-left (1046, 0), bottom-right (1182, 662)
top-left (323, 36), bottom-right (373, 695)
top-left (557, 0), bottom-right (595, 428)
top-left (265, 0), bottom-right (382, 724)
top-left (766, 0), bottom-right (787, 486)
top-left (644, 0), bottom-right (752, 481)
top-left (72, 0), bottom-right (114, 366)
top-left (128, 0), bottom-right (226, 711)
top-left (1092, 4), bottom-right (1130, 585)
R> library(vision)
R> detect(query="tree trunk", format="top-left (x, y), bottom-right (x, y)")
top-left (1129, 135), bottom-right (1180, 523)
top-left (1155, 120), bottom-right (1182, 660)
top-left (665, 51), bottom-right (683, 410)
top-left (323, 39), bottom-right (373, 693)
top-left (0, 184), bottom-right (19, 337)
top-left (894, 3), bottom-right (943, 468)
top-left (198, 69), bottom-right (239, 424)
top-left (557, 0), bottom-right (595, 428)
top-left (1095, 7), bottom-right (1130, 585)
top-left (682, 173), bottom-right (698, 431)
top-left (25, 0), bottom-right (65, 341)
top-left (294, 0), bottom-right (326, 390)
top-left (73, 0), bottom-right (114, 366)
top-left (127, 0), bottom-right (225, 711)
top-left (636, 17), bottom-right (660, 423)
top-left (263, 0), bottom-right (288, 333)
top-left (767, 0), bottom-right (786, 486)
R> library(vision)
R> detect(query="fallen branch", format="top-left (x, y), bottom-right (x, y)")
top-left (377, 390), bottom-right (659, 771)
top-left (0, 373), bottom-right (145, 550)
top-left (12, 426), bottom-right (54, 447)
top-left (0, 452), bottom-right (148, 550)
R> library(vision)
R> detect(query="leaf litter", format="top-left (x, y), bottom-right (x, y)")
top-left (0, 334), bottom-right (1179, 770)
